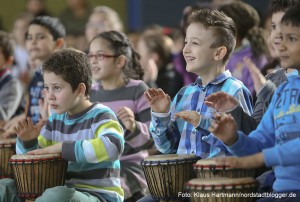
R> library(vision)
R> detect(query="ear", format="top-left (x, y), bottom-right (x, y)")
top-left (56, 38), bottom-right (65, 49)
top-left (77, 83), bottom-right (86, 97)
top-left (151, 52), bottom-right (159, 63)
top-left (214, 46), bottom-right (227, 61)
top-left (116, 55), bottom-right (126, 69)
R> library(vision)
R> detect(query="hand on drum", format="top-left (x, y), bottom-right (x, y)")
top-left (209, 113), bottom-right (238, 146)
top-left (205, 91), bottom-right (239, 112)
top-left (175, 110), bottom-right (200, 127)
top-left (14, 117), bottom-right (45, 141)
top-left (214, 152), bottom-right (265, 169)
top-left (27, 142), bottom-right (63, 155)
top-left (144, 88), bottom-right (171, 113)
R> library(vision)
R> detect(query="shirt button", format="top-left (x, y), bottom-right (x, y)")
top-left (191, 150), bottom-right (196, 154)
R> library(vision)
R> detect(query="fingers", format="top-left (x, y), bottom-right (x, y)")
top-left (27, 149), bottom-right (45, 155)
top-left (144, 88), bottom-right (166, 100)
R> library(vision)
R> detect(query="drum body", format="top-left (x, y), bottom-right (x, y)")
top-left (186, 177), bottom-right (258, 202)
top-left (141, 154), bottom-right (200, 201)
top-left (0, 138), bottom-right (16, 178)
top-left (9, 154), bottom-right (68, 199)
top-left (193, 159), bottom-right (255, 179)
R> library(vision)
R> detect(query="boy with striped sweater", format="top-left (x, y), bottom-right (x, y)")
top-left (1, 49), bottom-right (125, 202)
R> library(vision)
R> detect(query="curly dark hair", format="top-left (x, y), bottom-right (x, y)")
top-left (42, 48), bottom-right (92, 96)
top-left (219, 1), bottom-right (267, 59)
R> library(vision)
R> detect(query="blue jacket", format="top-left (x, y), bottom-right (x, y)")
top-left (228, 75), bottom-right (300, 192)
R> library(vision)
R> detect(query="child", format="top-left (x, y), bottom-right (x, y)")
top-left (0, 49), bottom-right (125, 202)
top-left (137, 33), bottom-right (183, 99)
top-left (140, 8), bottom-right (253, 202)
top-left (144, 8), bottom-right (253, 159)
top-left (219, 1), bottom-right (268, 96)
top-left (88, 31), bottom-right (153, 201)
top-left (1, 16), bottom-right (65, 138)
top-left (205, 0), bottom-right (300, 135)
top-left (212, 7), bottom-right (300, 202)
top-left (0, 31), bottom-right (23, 122)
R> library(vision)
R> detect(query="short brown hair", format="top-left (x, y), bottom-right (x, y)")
top-left (189, 8), bottom-right (236, 62)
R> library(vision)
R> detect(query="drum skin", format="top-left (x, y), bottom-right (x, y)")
top-left (0, 138), bottom-right (16, 178)
top-left (141, 154), bottom-right (200, 201)
top-left (186, 177), bottom-right (258, 202)
top-left (9, 153), bottom-right (68, 199)
top-left (193, 159), bottom-right (256, 179)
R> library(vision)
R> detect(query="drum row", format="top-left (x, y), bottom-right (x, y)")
top-left (141, 154), bottom-right (258, 202)
top-left (0, 138), bottom-right (67, 200)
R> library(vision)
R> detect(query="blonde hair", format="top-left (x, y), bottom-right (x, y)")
top-left (92, 6), bottom-right (123, 32)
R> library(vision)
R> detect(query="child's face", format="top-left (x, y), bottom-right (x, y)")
top-left (25, 24), bottom-right (58, 62)
top-left (279, 24), bottom-right (300, 70)
top-left (88, 38), bottom-right (120, 82)
top-left (43, 72), bottom-right (81, 115)
top-left (85, 13), bottom-right (110, 43)
top-left (0, 50), bottom-right (6, 70)
top-left (183, 23), bottom-right (216, 75)
top-left (270, 11), bottom-right (285, 58)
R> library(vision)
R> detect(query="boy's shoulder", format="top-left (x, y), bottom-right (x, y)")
top-left (49, 103), bottom-right (117, 122)
top-left (221, 76), bottom-right (251, 97)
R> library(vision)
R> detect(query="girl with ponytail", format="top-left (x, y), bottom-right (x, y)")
top-left (88, 30), bottom-right (154, 202)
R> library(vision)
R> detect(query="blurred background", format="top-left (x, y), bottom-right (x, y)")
top-left (0, 0), bottom-right (268, 32)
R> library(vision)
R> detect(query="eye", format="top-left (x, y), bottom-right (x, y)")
top-left (288, 36), bottom-right (297, 42)
top-left (26, 35), bottom-right (32, 41)
top-left (271, 24), bottom-right (276, 30)
top-left (53, 86), bottom-right (61, 91)
top-left (36, 35), bottom-right (46, 40)
top-left (44, 86), bottom-right (49, 91)
top-left (96, 53), bottom-right (105, 60)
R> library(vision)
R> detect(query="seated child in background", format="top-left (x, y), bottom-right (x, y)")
top-left (0, 31), bottom-right (23, 123)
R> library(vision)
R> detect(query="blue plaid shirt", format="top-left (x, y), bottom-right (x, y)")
top-left (150, 70), bottom-right (253, 158)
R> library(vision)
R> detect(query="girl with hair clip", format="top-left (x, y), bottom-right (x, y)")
top-left (88, 31), bottom-right (154, 202)
top-left (219, 1), bottom-right (269, 97)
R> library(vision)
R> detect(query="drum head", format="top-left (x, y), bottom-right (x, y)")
top-left (194, 159), bottom-right (230, 170)
top-left (0, 138), bottom-right (16, 147)
top-left (10, 153), bottom-right (63, 163)
top-left (145, 154), bottom-right (197, 161)
top-left (187, 177), bottom-right (257, 190)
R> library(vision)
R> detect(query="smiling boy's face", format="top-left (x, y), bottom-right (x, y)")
top-left (279, 24), bottom-right (300, 71)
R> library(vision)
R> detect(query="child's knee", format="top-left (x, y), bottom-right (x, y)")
top-left (35, 186), bottom-right (76, 202)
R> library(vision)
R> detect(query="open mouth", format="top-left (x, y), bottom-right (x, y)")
top-left (185, 56), bottom-right (196, 62)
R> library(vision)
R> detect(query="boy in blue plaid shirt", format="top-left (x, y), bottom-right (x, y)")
top-left (144, 8), bottom-right (253, 159)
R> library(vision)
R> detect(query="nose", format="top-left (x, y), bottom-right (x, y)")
top-left (183, 43), bottom-right (190, 54)
top-left (278, 37), bottom-right (287, 52)
top-left (46, 90), bottom-right (55, 101)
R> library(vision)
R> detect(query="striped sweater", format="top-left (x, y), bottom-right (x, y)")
top-left (16, 103), bottom-right (125, 202)
top-left (90, 79), bottom-right (153, 199)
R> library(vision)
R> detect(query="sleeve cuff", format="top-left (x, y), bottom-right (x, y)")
top-left (151, 110), bottom-right (170, 118)
top-left (263, 147), bottom-right (279, 167)
top-left (257, 80), bottom-right (276, 98)
top-left (18, 138), bottom-right (38, 149)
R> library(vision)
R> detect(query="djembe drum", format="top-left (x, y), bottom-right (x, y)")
top-left (186, 177), bottom-right (258, 202)
top-left (141, 154), bottom-right (200, 201)
top-left (0, 138), bottom-right (16, 178)
top-left (193, 159), bottom-right (255, 179)
top-left (9, 153), bottom-right (68, 200)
